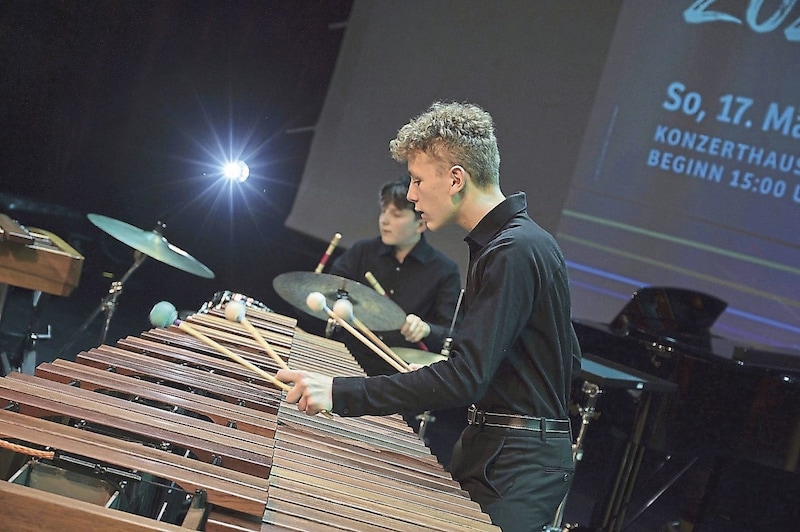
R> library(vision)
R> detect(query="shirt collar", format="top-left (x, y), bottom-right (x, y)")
top-left (377, 233), bottom-right (435, 263)
top-left (465, 192), bottom-right (528, 251)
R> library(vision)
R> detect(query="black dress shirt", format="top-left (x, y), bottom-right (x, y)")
top-left (332, 192), bottom-right (581, 419)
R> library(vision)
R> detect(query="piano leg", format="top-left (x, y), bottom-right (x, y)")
top-left (600, 390), bottom-right (653, 531)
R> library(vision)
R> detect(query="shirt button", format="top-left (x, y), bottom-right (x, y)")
top-left (389, 289), bottom-right (395, 295)
top-left (395, 267), bottom-right (400, 271)
top-left (343, 408), bottom-right (350, 415)
top-left (563, 473), bottom-right (570, 482)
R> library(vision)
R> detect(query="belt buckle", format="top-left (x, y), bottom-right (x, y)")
top-left (467, 405), bottom-right (485, 426)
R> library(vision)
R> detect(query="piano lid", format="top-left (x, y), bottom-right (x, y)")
top-left (610, 286), bottom-right (727, 339)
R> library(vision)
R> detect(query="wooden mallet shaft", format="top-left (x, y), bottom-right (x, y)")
top-left (177, 320), bottom-right (291, 392)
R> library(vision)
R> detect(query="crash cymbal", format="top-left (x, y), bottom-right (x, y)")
top-left (272, 271), bottom-right (406, 331)
top-left (88, 214), bottom-right (214, 279)
top-left (391, 347), bottom-right (447, 367)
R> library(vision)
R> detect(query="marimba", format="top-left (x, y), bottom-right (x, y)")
top-left (0, 304), bottom-right (499, 530)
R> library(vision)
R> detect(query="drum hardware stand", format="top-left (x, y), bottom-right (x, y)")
top-left (58, 250), bottom-right (148, 356)
top-left (181, 490), bottom-right (211, 530)
top-left (21, 323), bottom-right (51, 375)
top-left (416, 410), bottom-right (436, 441)
top-left (0, 286), bottom-right (51, 376)
top-left (546, 380), bottom-right (602, 532)
top-left (0, 283), bottom-right (10, 322)
top-left (573, 381), bottom-right (601, 461)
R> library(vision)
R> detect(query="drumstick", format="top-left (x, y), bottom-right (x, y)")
top-left (365, 271), bottom-right (429, 352)
top-left (314, 232), bottom-right (342, 273)
top-left (333, 299), bottom-right (411, 372)
top-left (224, 301), bottom-right (289, 370)
top-left (306, 292), bottom-right (408, 373)
top-left (364, 271), bottom-right (387, 296)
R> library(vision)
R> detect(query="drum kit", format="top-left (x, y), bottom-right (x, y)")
top-left (62, 214), bottom-right (444, 368)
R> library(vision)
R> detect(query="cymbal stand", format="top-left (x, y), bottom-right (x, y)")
top-left (58, 250), bottom-right (148, 355)
top-left (0, 285), bottom-right (51, 376)
top-left (416, 410), bottom-right (436, 441)
top-left (546, 380), bottom-right (602, 532)
top-left (573, 381), bottom-right (602, 461)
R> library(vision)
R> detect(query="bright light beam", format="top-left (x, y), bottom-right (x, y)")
top-left (222, 160), bottom-right (250, 182)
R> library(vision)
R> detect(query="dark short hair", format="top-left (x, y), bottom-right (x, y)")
top-left (379, 175), bottom-right (420, 218)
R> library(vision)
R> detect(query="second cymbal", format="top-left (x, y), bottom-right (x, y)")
top-left (391, 347), bottom-right (448, 367)
top-left (272, 271), bottom-right (406, 331)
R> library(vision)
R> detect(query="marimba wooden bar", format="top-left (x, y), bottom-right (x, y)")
top-left (0, 304), bottom-right (499, 530)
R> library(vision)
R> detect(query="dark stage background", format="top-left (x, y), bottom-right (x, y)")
top-left (2, 1), bottom-right (356, 331)
top-left (2, 0), bottom-right (627, 350)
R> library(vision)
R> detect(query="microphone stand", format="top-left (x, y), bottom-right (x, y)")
top-left (57, 250), bottom-right (148, 356)
top-left (545, 381), bottom-right (602, 531)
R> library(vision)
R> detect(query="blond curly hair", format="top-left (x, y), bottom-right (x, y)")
top-left (389, 101), bottom-right (500, 188)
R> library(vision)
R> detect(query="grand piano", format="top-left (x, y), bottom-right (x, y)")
top-left (573, 287), bottom-right (800, 529)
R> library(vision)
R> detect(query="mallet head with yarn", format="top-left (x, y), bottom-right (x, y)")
top-left (332, 298), bottom-right (354, 321)
top-left (149, 300), bottom-right (179, 328)
top-left (305, 291), bottom-right (328, 313)
top-left (224, 299), bottom-right (247, 323)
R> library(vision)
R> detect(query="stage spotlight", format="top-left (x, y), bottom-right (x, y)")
top-left (222, 160), bottom-right (250, 182)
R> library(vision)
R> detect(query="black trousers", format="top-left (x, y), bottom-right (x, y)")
top-left (449, 424), bottom-right (574, 532)
top-left (402, 405), bottom-right (467, 469)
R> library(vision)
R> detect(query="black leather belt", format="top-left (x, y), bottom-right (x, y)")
top-left (467, 405), bottom-right (570, 435)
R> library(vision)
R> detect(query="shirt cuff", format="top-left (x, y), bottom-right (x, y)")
top-left (331, 376), bottom-right (367, 417)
